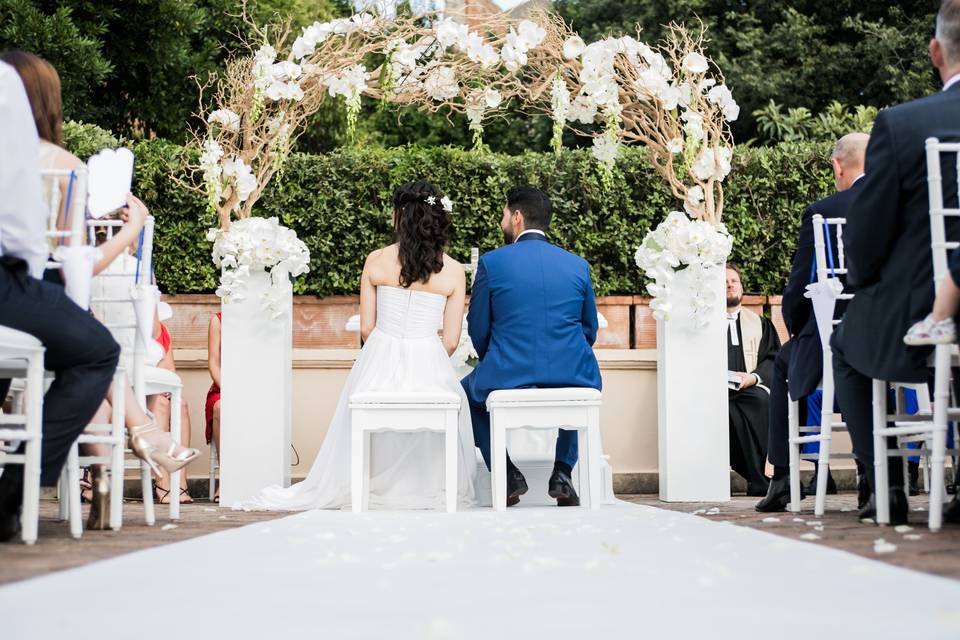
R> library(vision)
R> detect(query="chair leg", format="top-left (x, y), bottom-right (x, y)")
top-left (872, 379), bottom-right (891, 525)
top-left (141, 461), bottom-right (155, 526)
top-left (66, 445), bottom-right (82, 539)
top-left (57, 468), bottom-right (69, 522)
top-left (169, 387), bottom-right (182, 522)
top-left (209, 441), bottom-right (217, 503)
top-left (815, 364), bottom-right (836, 517)
top-left (351, 413), bottom-right (364, 513)
top-left (491, 410), bottom-right (507, 513)
top-left (788, 399), bottom-right (802, 513)
top-left (110, 372), bottom-right (125, 530)
top-left (929, 345), bottom-right (952, 531)
top-left (445, 409), bottom-right (457, 513)
top-left (361, 432), bottom-right (371, 512)
top-left (20, 353), bottom-right (43, 545)
top-left (587, 410), bottom-right (603, 510)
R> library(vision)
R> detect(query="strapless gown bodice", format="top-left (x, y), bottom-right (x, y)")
top-left (374, 285), bottom-right (444, 339)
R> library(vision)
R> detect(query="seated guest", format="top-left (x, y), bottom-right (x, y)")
top-left (756, 133), bottom-right (868, 513)
top-left (0, 60), bottom-right (120, 542)
top-left (831, 0), bottom-right (960, 525)
top-left (725, 264), bottom-right (780, 496)
top-left (206, 312), bottom-right (222, 502)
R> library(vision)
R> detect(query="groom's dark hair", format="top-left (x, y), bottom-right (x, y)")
top-left (506, 186), bottom-right (552, 231)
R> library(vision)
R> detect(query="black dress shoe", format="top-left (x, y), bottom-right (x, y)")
top-left (804, 469), bottom-right (837, 496)
top-left (506, 467), bottom-right (528, 507)
top-left (547, 469), bottom-right (580, 507)
top-left (0, 477), bottom-right (22, 543)
top-left (0, 509), bottom-right (20, 543)
top-left (858, 488), bottom-right (908, 526)
top-left (944, 496), bottom-right (960, 524)
top-left (755, 476), bottom-right (803, 512)
top-left (908, 462), bottom-right (920, 497)
top-left (857, 474), bottom-right (870, 510)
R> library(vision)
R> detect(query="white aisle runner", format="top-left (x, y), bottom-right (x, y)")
top-left (2, 503), bottom-right (959, 639)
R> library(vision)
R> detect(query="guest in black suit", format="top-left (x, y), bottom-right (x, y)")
top-left (830, 0), bottom-right (960, 525)
top-left (756, 134), bottom-right (868, 512)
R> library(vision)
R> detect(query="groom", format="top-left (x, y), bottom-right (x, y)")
top-left (461, 186), bottom-right (602, 507)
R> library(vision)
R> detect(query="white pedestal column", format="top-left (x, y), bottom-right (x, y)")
top-left (657, 267), bottom-right (730, 502)
top-left (220, 269), bottom-right (293, 507)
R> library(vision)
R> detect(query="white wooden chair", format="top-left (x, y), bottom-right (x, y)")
top-left (873, 138), bottom-right (960, 530)
top-left (208, 440), bottom-right (219, 502)
top-left (487, 387), bottom-right (602, 511)
top-left (0, 327), bottom-right (45, 544)
top-left (349, 391), bottom-right (461, 513)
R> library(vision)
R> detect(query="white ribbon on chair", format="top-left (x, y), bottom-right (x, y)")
top-left (130, 284), bottom-right (159, 349)
top-left (55, 245), bottom-right (98, 310)
top-left (804, 278), bottom-right (843, 349)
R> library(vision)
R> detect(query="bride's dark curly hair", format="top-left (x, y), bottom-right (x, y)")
top-left (392, 180), bottom-right (451, 287)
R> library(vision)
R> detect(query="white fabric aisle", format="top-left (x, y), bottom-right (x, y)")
top-left (3, 502), bottom-right (960, 639)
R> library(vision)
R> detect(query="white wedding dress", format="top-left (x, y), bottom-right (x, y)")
top-left (242, 285), bottom-right (476, 510)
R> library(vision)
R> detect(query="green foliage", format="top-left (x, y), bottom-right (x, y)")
top-left (555, 0), bottom-right (939, 143)
top-left (752, 100), bottom-right (877, 144)
top-left (62, 120), bottom-right (121, 159)
top-left (64, 121), bottom-right (833, 298)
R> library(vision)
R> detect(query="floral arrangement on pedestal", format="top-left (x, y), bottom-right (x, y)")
top-left (187, 8), bottom-right (738, 325)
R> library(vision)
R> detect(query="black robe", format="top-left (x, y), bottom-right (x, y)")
top-left (728, 311), bottom-right (781, 492)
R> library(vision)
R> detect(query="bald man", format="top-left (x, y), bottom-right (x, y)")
top-left (756, 133), bottom-right (868, 512)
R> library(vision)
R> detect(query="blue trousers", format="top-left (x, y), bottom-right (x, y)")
top-left (461, 375), bottom-right (578, 471)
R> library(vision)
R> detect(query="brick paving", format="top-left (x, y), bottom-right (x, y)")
top-left (1, 493), bottom-right (958, 586)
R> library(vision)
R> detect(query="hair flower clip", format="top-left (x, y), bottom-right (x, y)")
top-left (440, 196), bottom-right (453, 213)
top-left (426, 196), bottom-right (436, 205)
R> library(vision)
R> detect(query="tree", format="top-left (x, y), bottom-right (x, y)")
top-left (555, 0), bottom-right (940, 143)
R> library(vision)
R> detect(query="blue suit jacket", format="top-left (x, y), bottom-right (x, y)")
top-left (464, 233), bottom-right (602, 404)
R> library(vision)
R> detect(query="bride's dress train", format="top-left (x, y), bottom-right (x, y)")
top-left (241, 285), bottom-right (476, 510)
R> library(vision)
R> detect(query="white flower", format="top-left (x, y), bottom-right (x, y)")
top-left (500, 40), bottom-right (527, 71)
top-left (482, 88), bottom-right (502, 109)
top-left (707, 84), bottom-right (740, 121)
top-left (691, 146), bottom-right (733, 182)
top-left (517, 20), bottom-right (546, 50)
top-left (325, 64), bottom-right (367, 101)
top-left (207, 109), bottom-right (240, 132)
top-left (271, 61), bottom-right (302, 82)
top-left (667, 137), bottom-right (684, 154)
top-left (221, 157), bottom-right (257, 205)
top-left (424, 66), bottom-right (458, 101)
top-left (687, 185), bottom-right (705, 204)
top-left (568, 94), bottom-right (598, 124)
top-left (426, 196), bottom-right (436, 205)
top-left (591, 136), bottom-right (620, 165)
top-left (350, 12), bottom-right (377, 33)
top-left (435, 18), bottom-right (469, 50)
top-left (464, 33), bottom-right (499, 67)
top-left (266, 81), bottom-right (304, 102)
top-left (551, 77), bottom-right (570, 122)
top-left (440, 196), bottom-right (453, 213)
top-left (563, 35), bottom-right (585, 60)
top-left (681, 110), bottom-right (705, 143)
top-left (682, 52), bottom-right (709, 74)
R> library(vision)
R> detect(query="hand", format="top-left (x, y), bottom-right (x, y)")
top-left (121, 193), bottom-right (149, 230)
top-left (736, 372), bottom-right (758, 389)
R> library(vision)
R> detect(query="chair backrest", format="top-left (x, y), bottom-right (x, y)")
top-left (40, 168), bottom-right (88, 270)
top-left (811, 213), bottom-right (855, 335)
top-left (925, 137), bottom-right (960, 290)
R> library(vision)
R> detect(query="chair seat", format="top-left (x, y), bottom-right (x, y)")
top-left (487, 387), bottom-right (601, 406)
top-left (349, 391), bottom-right (460, 407)
top-left (0, 326), bottom-right (42, 350)
top-left (143, 365), bottom-right (181, 389)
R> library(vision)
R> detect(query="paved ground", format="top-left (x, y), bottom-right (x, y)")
top-left (2, 493), bottom-right (958, 585)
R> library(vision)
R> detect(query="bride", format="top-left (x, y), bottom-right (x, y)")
top-left (242, 181), bottom-right (476, 510)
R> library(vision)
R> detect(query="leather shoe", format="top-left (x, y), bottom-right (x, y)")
top-left (804, 469), bottom-right (837, 496)
top-left (506, 466), bottom-right (528, 507)
top-left (943, 496), bottom-right (960, 524)
top-left (548, 469), bottom-right (580, 507)
top-left (858, 487), bottom-right (908, 526)
top-left (755, 475), bottom-right (803, 512)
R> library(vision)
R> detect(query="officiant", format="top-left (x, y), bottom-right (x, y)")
top-left (726, 264), bottom-right (781, 496)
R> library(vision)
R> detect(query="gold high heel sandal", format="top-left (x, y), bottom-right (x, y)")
top-left (128, 422), bottom-right (201, 476)
top-left (86, 465), bottom-right (110, 530)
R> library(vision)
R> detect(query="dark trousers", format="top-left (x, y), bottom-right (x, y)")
top-left (767, 340), bottom-right (794, 468)
top-left (0, 259), bottom-right (119, 507)
top-left (831, 330), bottom-right (904, 489)
top-left (461, 376), bottom-right (578, 471)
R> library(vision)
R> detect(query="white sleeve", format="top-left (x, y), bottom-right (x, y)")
top-left (0, 63), bottom-right (47, 279)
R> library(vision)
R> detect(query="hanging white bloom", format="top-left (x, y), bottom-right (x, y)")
top-left (500, 40), bottom-right (527, 71)
top-left (326, 64), bottom-right (367, 100)
top-left (266, 81), bottom-right (304, 102)
top-left (440, 196), bottom-right (453, 213)
top-left (464, 32), bottom-right (499, 67)
top-left (253, 44), bottom-right (277, 91)
top-left (435, 18), bottom-right (469, 50)
top-left (563, 35), bottom-right (585, 60)
top-left (271, 61), bottom-right (302, 82)
top-left (691, 146), bottom-right (733, 182)
top-left (707, 84), bottom-right (740, 121)
top-left (424, 66), bottom-right (458, 101)
top-left (517, 20), bottom-right (546, 50)
top-left (681, 110), bottom-right (705, 143)
top-left (551, 77), bottom-right (571, 121)
top-left (221, 158), bottom-right (257, 206)
top-left (483, 88), bottom-right (503, 109)
top-left (591, 136), bottom-right (620, 165)
top-left (682, 52), bottom-right (709, 74)
top-left (568, 94), bottom-right (598, 124)
top-left (207, 109), bottom-right (240, 132)
top-left (200, 139), bottom-right (224, 210)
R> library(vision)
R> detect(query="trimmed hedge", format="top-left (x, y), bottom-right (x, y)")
top-left (64, 123), bottom-right (834, 297)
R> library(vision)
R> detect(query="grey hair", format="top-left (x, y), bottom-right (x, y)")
top-left (831, 132), bottom-right (869, 168)
top-left (937, 0), bottom-right (960, 65)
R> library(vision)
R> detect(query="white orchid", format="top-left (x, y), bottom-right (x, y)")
top-left (563, 35), bottom-right (586, 60)
top-left (691, 146), bottom-right (733, 182)
top-left (517, 20), bottom-right (546, 49)
top-left (209, 217), bottom-right (310, 318)
top-left (435, 18), bottom-right (469, 50)
top-left (325, 64), bottom-right (367, 101)
top-left (682, 52), bottom-right (709, 74)
top-left (707, 84), bottom-right (740, 121)
top-left (221, 158), bottom-right (257, 206)
top-left (591, 135), bottom-right (620, 166)
top-left (424, 66), bottom-right (458, 101)
top-left (440, 196), bottom-right (453, 213)
top-left (568, 94), bottom-right (598, 124)
top-left (667, 137), bottom-right (684, 154)
top-left (207, 109), bottom-right (240, 132)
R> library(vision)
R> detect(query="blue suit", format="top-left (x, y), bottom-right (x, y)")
top-left (461, 232), bottom-right (602, 469)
